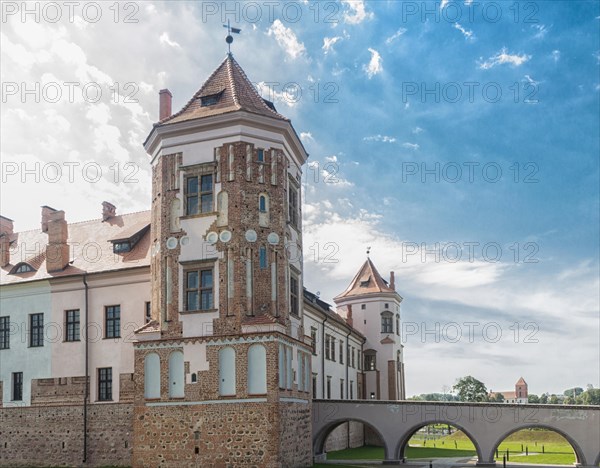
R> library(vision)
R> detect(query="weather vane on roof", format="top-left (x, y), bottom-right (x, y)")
top-left (366, 246), bottom-right (371, 257)
top-left (223, 20), bottom-right (241, 55)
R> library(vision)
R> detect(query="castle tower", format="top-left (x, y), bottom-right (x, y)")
top-left (132, 54), bottom-right (312, 467)
top-left (334, 258), bottom-right (406, 400)
top-left (516, 377), bottom-right (528, 400)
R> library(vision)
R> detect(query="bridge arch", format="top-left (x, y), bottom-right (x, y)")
top-left (313, 418), bottom-right (391, 459)
top-left (489, 425), bottom-right (586, 466)
top-left (395, 420), bottom-right (483, 462)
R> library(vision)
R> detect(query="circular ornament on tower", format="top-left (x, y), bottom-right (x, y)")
top-left (245, 230), bottom-right (257, 243)
top-left (180, 236), bottom-right (190, 246)
top-left (267, 232), bottom-right (280, 245)
top-left (166, 237), bottom-right (178, 250)
top-left (206, 232), bottom-right (219, 245)
top-left (219, 230), bottom-right (232, 243)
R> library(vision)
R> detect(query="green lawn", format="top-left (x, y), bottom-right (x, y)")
top-left (314, 429), bottom-right (577, 466)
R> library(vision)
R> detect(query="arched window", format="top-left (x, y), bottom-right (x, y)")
top-left (168, 351), bottom-right (184, 398)
top-left (259, 194), bottom-right (268, 212)
top-left (144, 353), bottom-right (160, 399)
top-left (219, 347), bottom-right (236, 396)
top-left (247, 344), bottom-right (267, 394)
top-left (381, 311), bottom-right (393, 334)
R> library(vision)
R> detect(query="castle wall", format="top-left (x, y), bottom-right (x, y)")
top-left (0, 403), bottom-right (133, 467)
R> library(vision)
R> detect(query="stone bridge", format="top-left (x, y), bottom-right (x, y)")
top-left (313, 400), bottom-right (600, 467)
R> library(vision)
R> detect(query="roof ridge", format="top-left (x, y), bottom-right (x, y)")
top-left (227, 55), bottom-right (240, 107)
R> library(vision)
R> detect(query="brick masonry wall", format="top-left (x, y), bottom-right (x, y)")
top-left (0, 403), bottom-right (133, 467)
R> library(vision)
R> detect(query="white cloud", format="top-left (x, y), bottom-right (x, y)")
top-left (300, 132), bottom-right (314, 143)
top-left (524, 75), bottom-right (538, 85)
top-left (267, 20), bottom-right (306, 60)
top-left (551, 50), bottom-right (561, 62)
top-left (531, 24), bottom-right (550, 39)
top-left (341, 0), bottom-right (374, 24)
top-left (402, 142), bottom-right (420, 150)
top-left (440, 0), bottom-right (450, 9)
top-left (364, 48), bottom-right (383, 78)
top-left (385, 28), bottom-right (407, 45)
top-left (159, 32), bottom-right (180, 49)
top-left (464, 0), bottom-right (474, 4)
top-left (364, 135), bottom-right (396, 143)
top-left (255, 81), bottom-right (298, 108)
top-left (453, 23), bottom-right (474, 40)
top-left (412, 127), bottom-right (424, 134)
top-left (479, 47), bottom-right (531, 69)
top-left (322, 36), bottom-right (342, 54)
top-left (324, 155), bottom-right (338, 162)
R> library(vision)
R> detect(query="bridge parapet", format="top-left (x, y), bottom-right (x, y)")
top-left (313, 400), bottom-right (600, 467)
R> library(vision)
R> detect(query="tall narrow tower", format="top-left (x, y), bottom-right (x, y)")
top-left (334, 258), bottom-right (406, 400)
top-left (132, 54), bottom-right (312, 467)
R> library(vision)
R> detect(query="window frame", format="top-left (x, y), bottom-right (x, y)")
top-left (0, 316), bottom-right (10, 350)
top-left (98, 367), bottom-right (112, 401)
top-left (145, 301), bottom-right (152, 323)
top-left (184, 266), bottom-right (214, 312)
top-left (259, 246), bottom-right (268, 270)
top-left (185, 172), bottom-right (214, 216)
top-left (310, 327), bottom-right (317, 355)
top-left (105, 305), bottom-right (121, 339)
top-left (29, 313), bottom-right (44, 347)
top-left (289, 271), bottom-right (299, 317)
top-left (65, 309), bottom-right (80, 342)
top-left (381, 311), bottom-right (394, 334)
top-left (12, 372), bottom-right (23, 401)
top-left (288, 183), bottom-right (299, 229)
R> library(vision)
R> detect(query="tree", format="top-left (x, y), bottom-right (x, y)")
top-left (491, 392), bottom-right (505, 402)
top-left (580, 388), bottom-right (600, 405)
top-left (549, 394), bottom-right (559, 404)
top-left (528, 394), bottom-right (540, 404)
top-left (453, 376), bottom-right (488, 402)
top-left (539, 393), bottom-right (548, 404)
top-left (564, 387), bottom-right (584, 398)
top-left (564, 396), bottom-right (576, 405)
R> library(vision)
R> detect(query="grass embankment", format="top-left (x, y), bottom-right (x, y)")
top-left (314, 429), bottom-right (576, 466)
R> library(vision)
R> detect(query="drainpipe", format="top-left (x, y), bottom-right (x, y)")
top-left (83, 274), bottom-right (89, 463)
top-left (345, 328), bottom-right (351, 449)
top-left (321, 315), bottom-right (328, 399)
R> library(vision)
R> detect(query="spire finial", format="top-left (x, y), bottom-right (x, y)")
top-left (366, 246), bottom-right (371, 257)
top-left (223, 20), bottom-right (241, 55)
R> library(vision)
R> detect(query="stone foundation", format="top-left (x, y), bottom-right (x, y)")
top-left (324, 421), bottom-right (365, 452)
top-left (0, 403), bottom-right (133, 467)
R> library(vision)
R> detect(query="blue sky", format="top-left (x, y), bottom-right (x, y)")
top-left (1, 0), bottom-right (598, 396)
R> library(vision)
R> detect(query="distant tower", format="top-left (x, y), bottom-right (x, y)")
top-left (133, 53), bottom-right (311, 467)
top-left (516, 377), bottom-right (528, 400)
top-left (334, 258), bottom-right (405, 400)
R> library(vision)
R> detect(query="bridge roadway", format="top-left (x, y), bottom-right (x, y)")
top-left (312, 400), bottom-right (600, 467)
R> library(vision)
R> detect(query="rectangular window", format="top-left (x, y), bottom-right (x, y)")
top-left (29, 313), bottom-right (43, 347)
top-left (145, 301), bottom-right (151, 323)
top-left (396, 315), bottom-right (400, 335)
top-left (365, 354), bottom-right (376, 371)
top-left (350, 381), bottom-right (354, 399)
top-left (330, 336), bottom-right (336, 362)
top-left (0, 316), bottom-right (10, 349)
top-left (358, 350), bottom-right (362, 370)
top-left (288, 185), bottom-right (299, 228)
top-left (257, 149), bottom-right (264, 162)
top-left (259, 246), bottom-right (268, 269)
top-left (310, 327), bottom-right (317, 355)
top-left (381, 314), bottom-right (393, 334)
top-left (289, 272), bottom-right (299, 316)
top-left (325, 334), bottom-right (331, 360)
top-left (185, 268), bottom-right (214, 311)
top-left (105, 305), bottom-right (121, 338)
top-left (351, 347), bottom-right (356, 368)
top-left (361, 304), bottom-right (366, 310)
top-left (65, 310), bottom-right (80, 342)
top-left (185, 174), bottom-right (213, 215)
top-left (312, 373), bottom-right (318, 398)
top-left (326, 376), bottom-right (331, 399)
top-left (340, 379), bottom-right (344, 399)
top-left (12, 372), bottom-right (23, 401)
top-left (339, 340), bottom-right (344, 364)
top-left (98, 367), bottom-right (112, 401)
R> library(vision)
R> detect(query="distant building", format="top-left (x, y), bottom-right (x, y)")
top-left (490, 377), bottom-right (528, 404)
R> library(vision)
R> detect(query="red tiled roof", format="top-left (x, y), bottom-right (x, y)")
top-left (158, 54), bottom-right (289, 126)
top-left (334, 258), bottom-right (396, 300)
top-left (516, 377), bottom-right (527, 386)
top-left (1, 211), bottom-right (151, 284)
top-left (242, 313), bottom-right (279, 325)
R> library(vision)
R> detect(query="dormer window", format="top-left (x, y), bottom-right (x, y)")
top-left (200, 91), bottom-right (223, 107)
top-left (360, 276), bottom-right (371, 287)
top-left (10, 263), bottom-right (35, 274)
top-left (109, 224), bottom-right (150, 254)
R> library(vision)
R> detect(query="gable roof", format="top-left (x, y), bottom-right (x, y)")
top-left (158, 54), bottom-right (289, 126)
top-left (516, 377), bottom-right (527, 386)
top-left (334, 258), bottom-right (396, 301)
top-left (1, 211), bottom-right (151, 285)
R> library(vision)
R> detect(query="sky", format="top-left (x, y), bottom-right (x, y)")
top-left (1, 0), bottom-right (599, 397)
